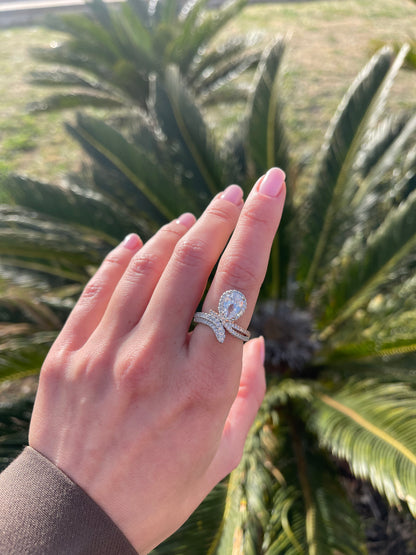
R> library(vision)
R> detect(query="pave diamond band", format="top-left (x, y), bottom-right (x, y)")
top-left (193, 290), bottom-right (251, 343)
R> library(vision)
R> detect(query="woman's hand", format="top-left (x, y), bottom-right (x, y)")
top-left (28, 168), bottom-right (286, 554)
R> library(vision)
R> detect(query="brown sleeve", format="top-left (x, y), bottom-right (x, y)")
top-left (0, 447), bottom-right (138, 554)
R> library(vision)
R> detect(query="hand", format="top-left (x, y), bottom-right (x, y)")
top-left (28, 168), bottom-right (286, 554)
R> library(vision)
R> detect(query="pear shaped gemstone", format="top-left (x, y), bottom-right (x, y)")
top-left (218, 290), bottom-right (247, 321)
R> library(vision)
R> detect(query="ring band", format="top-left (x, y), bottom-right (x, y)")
top-left (193, 290), bottom-right (251, 343)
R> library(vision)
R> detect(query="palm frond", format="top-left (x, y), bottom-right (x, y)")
top-left (245, 38), bottom-right (290, 179)
top-left (172, 0), bottom-right (247, 73)
top-left (65, 113), bottom-right (189, 222)
top-left (243, 38), bottom-right (294, 299)
top-left (189, 34), bottom-right (260, 86)
top-left (28, 69), bottom-right (119, 93)
top-left (0, 206), bottom-right (106, 272)
top-left (262, 422), bottom-right (366, 555)
top-left (28, 0), bottom-right (255, 114)
top-left (151, 66), bottom-right (225, 203)
top-left (312, 379), bottom-right (416, 516)
top-left (0, 332), bottom-right (55, 382)
top-left (322, 272), bottom-right (416, 362)
top-left (297, 45), bottom-right (409, 297)
top-left (28, 93), bottom-right (124, 112)
top-left (213, 382), bottom-right (364, 554)
top-left (192, 50), bottom-right (260, 100)
top-left (0, 174), bottom-right (133, 242)
top-left (353, 112), bottom-right (416, 206)
top-left (213, 396), bottom-right (281, 554)
top-left (0, 395), bottom-right (34, 471)
top-left (320, 188), bottom-right (416, 338)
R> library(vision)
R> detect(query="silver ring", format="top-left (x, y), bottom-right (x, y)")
top-left (193, 290), bottom-right (251, 343)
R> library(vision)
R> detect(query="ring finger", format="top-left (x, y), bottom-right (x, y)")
top-left (94, 213), bottom-right (196, 339)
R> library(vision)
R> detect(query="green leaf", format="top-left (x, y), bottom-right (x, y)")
top-left (312, 379), bottom-right (416, 516)
top-left (193, 50), bottom-right (260, 100)
top-left (172, 0), bottom-right (247, 73)
top-left (28, 93), bottom-right (124, 112)
top-left (246, 38), bottom-right (290, 179)
top-left (322, 276), bottom-right (416, 362)
top-left (0, 206), bottom-right (106, 270)
top-left (0, 332), bottom-right (55, 382)
top-left (244, 39), bottom-right (295, 298)
top-left (320, 188), bottom-right (416, 338)
top-left (0, 395), bottom-right (34, 471)
top-left (0, 174), bottom-right (133, 242)
top-left (152, 66), bottom-right (225, 203)
top-left (214, 383), bottom-right (364, 554)
top-left (66, 113), bottom-right (188, 221)
top-left (298, 46), bottom-right (408, 296)
top-left (263, 422), bottom-right (366, 555)
top-left (185, 36), bottom-right (261, 92)
top-left (353, 112), bottom-right (416, 206)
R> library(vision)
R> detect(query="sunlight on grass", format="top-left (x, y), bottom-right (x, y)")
top-left (0, 0), bottom-right (415, 183)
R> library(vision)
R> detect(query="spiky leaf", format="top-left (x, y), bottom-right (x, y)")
top-left (312, 379), bottom-right (416, 516)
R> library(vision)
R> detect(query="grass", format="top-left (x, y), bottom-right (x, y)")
top-left (0, 27), bottom-right (81, 180)
top-left (0, 0), bottom-right (415, 184)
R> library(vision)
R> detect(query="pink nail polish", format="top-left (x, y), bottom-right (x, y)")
top-left (258, 168), bottom-right (286, 198)
top-left (175, 212), bottom-right (195, 229)
top-left (122, 233), bottom-right (141, 250)
top-left (220, 184), bottom-right (244, 205)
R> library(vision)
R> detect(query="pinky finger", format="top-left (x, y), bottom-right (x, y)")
top-left (56, 233), bottom-right (142, 350)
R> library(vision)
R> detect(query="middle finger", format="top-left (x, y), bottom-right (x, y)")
top-left (137, 184), bottom-right (245, 342)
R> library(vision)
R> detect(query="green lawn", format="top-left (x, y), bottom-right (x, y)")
top-left (0, 0), bottom-right (415, 183)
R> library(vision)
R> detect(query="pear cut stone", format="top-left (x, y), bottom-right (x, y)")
top-left (218, 290), bottom-right (247, 321)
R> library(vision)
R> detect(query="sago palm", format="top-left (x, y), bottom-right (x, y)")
top-left (1, 40), bottom-right (416, 552)
top-left (28, 0), bottom-right (261, 113)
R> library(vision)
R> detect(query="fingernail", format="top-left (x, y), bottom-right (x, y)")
top-left (258, 168), bottom-right (286, 198)
top-left (220, 184), bottom-right (244, 205)
top-left (122, 233), bottom-right (141, 250)
top-left (175, 212), bottom-right (195, 229)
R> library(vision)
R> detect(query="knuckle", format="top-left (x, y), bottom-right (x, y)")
top-left (41, 347), bottom-right (72, 378)
top-left (127, 251), bottom-right (162, 280)
top-left (173, 237), bottom-right (209, 270)
top-left (218, 253), bottom-right (259, 290)
top-left (79, 279), bottom-right (105, 303)
top-left (206, 203), bottom-right (234, 225)
top-left (104, 252), bottom-right (127, 270)
top-left (242, 204), bottom-right (270, 228)
top-left (116, 348), bottom-right (160, 395)
top-left (159, 223), bottom-right (184, 242)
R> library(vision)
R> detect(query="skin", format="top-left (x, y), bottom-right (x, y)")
top-left (28, 167), bottom-right (286, 554)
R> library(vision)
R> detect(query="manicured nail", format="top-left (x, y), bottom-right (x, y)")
top-left (220, 184), bottom-right (244, 205)
top-left (175, 212), bottom-right (196, 229)
top-left (122, 233), bottom-right (141, 250)
top-left (258, 167), bottom-right (286, 198)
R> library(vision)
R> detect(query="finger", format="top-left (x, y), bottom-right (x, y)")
top-left (57, 234), bottom-right (142, 350)
top-left (137, 185), bottom-right (244, 341)
top-left (193, 167), bottom-right (286, 351)
top-left (95, 214), bottom-right (196, 339)
top-left (203, 336), bottom-right (266, 485)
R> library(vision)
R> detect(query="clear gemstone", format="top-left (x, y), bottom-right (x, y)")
top-left (218, 290), bottom-right (247, 321)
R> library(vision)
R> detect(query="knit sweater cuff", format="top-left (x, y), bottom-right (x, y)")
top-left (0, 446), bottom-right (137, 554)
